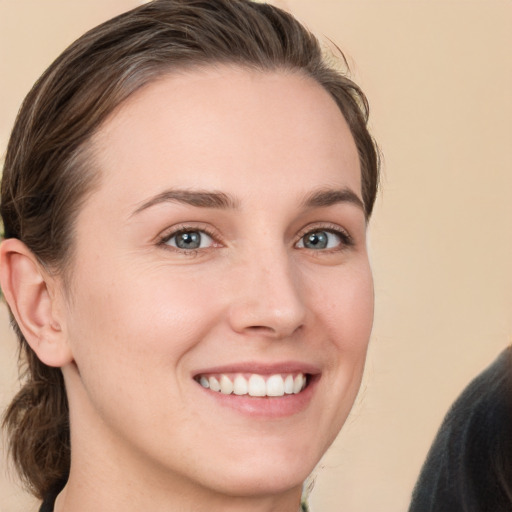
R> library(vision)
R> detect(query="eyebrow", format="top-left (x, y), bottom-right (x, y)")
top-left (131, 186), bottom-right (365, 217)
top-left (131, 189), bottom-right (239, 216)
top-left (301, 187), bottom-right (365, 212)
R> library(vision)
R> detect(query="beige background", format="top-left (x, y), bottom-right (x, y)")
top-left (0, 1), bottom-right (510, 511)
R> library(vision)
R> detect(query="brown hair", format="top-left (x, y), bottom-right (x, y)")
top-left (1, 0), bottom-right (379, 500)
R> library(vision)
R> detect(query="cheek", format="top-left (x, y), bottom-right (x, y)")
top-left (66, 265), bottom-right (223, 380)
top-left (299, 263), bottom-right (373, 451)
top-left (315, 262), bottom-right (374, 353)
top-left (63, 266), bottom-right (226, 437)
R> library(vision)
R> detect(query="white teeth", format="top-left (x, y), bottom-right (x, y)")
top-left (266, 374), bottom-right (285, 397)
top-left (233, 375), bottom-right (248, 395)
top-left (198, 372), bottom-right (308, 397)
top-left (293, 374), bottom-right (305, 394)
top-left (248, 374), bottom-right (267, 397)
top-left (220, 374), bottom-right (234, 395)
top-left (209, 376), bottom-right (220, 392)
top-left (284, 374), bottom-right (294, 394)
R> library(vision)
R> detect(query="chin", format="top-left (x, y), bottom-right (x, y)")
top-left (193, 440), bottom-right (319, 498)
top-left (206, 464), bottom-right (307, 498)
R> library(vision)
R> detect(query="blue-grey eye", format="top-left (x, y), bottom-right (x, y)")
top-left (165, 230), bottom-right (213, 250)
top-left (297, 230), bottom-right (342, 250)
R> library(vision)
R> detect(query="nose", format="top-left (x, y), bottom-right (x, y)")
top-left (227, 250), bottom-right (307, 339)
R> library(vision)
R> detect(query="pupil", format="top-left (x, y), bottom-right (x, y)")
top-left (176, 231), bottom-right (200, 249)
top-left (305, 231), bottom-right (328, 249)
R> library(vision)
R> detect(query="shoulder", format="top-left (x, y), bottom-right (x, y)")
top-left (409, 347), bottom-right (512, 512)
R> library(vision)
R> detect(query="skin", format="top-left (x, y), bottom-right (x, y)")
top-left (2, 66), bottom-right (374, 511)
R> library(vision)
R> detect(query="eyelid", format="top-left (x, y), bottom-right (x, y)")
top-left (157, 223), bottom-right (223, 251)
top-left (294, 223), bottom-right (354, 250)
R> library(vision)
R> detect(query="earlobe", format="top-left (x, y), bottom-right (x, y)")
top-left (0, 238), bottom-right (73, 367)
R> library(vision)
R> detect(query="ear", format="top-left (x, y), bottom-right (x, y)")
top-left (0, 238), bottom-right (73, 367)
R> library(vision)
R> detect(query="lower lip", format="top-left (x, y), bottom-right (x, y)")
top-left (196, 376), bottom-right (319, 418)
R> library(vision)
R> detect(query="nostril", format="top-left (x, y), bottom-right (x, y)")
top-left (244, 323), bottom-right (304, 338)
top-left (246, 325), bottom-right (276, 334)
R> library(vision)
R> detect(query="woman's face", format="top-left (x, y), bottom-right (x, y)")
top-left (60, 67), bottom-right (374, 500)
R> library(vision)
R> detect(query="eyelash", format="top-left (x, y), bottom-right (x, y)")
top-left (157, 224), bottom-right (221, 255)
top-left (157, 223), bottom-right (354, 255)
top-left (295, 224), bottom-right (354, 252)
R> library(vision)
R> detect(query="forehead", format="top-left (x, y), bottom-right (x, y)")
top-left (88, 66), bottom-right (361, 213)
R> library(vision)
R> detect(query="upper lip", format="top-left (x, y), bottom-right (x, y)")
top-left (192, 361), bottom-right (321, 377)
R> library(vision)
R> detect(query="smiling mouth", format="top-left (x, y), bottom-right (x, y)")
top-left (194, 373), bottom-right (308, 397)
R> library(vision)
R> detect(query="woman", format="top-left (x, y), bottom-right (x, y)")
top-left (0, 1), bottom-right (379, 511)
top-left (409, 347), bottom-right (512, 512)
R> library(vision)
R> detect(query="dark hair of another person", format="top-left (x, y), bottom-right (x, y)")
top-left (409, 347), bottom-right (512, 512)
top-left (1, 0), bottom-right (380, 501)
